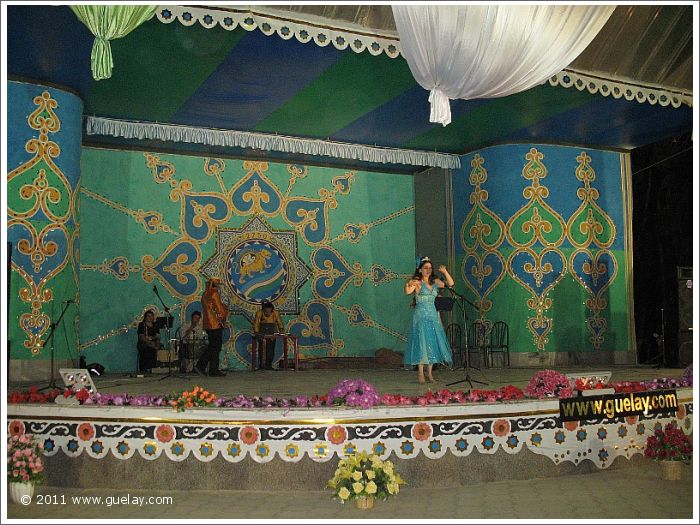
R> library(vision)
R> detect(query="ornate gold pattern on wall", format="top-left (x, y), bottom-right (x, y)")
top-left (81, 153), bottom-right (413, 368)
top-left (81, 187), bottom-right (178, 235)
top-left (567, 152), bottom-right (618, 349)
top-left (506, 149), bottom-right (568, 352)
top-left (7, 91), bottom-right (73, 352)
top-left (460, 154), bottom-right (506, 318)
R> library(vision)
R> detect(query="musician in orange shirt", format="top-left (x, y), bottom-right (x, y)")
top-left (195, 278), bottom-right (229, 376)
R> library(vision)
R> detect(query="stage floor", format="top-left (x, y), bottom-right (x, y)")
top-left (10, 364), bottom-right (688, 398)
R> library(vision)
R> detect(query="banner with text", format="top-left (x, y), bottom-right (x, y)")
top-left (559, 390), bottom-right (678, 423)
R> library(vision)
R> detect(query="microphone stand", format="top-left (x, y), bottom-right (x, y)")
top-left (152, 285), bottom-right (181, 380)
top-left (444, 287), bottom-right (487, 388)
top-left (39, 300), bottom-right (73, 391)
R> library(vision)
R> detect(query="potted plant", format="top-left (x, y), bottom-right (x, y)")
top-left (644, 422), bottom-right (692, 480)
top-left (327, 451), bottom-right (405, 509)
top-left (7, 433), bottom-right (45, 504)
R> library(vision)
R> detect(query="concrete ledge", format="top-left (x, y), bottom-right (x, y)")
top-left (43, 446), bottom-right (650, 490)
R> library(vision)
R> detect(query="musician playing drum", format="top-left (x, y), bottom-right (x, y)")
top-left (195, 278), bottom-right (229, 377)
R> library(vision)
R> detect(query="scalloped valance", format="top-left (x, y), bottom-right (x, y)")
top-left (153, 5), bottom-right (691, 109)
top-left (155, 5), bottom-right (400, 58)
top-left (549, 69), bottom-right (691, 108)
top-left (84, 117), bottom-right (461, 170)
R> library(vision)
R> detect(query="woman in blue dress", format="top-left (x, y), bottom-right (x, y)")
top-left (404, 256), bottom-right (454, 383)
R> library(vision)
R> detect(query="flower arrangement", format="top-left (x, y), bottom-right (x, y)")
top-left (8, 386), bottom-right (60, 404)
top-left (7, 434), bottom-right (45, 485)
top-left (327, 379), bottom-right (381, 409)
top-left (327, 451), bottom-right (405, 503)
top-left (574, 377), bottom-right (609, 391)
top-left (611, 381), bottom-right (646, 394)
top-left (170, 386), bottom-right (217, 412)
top-left (63, 386), bottom-right (91, 403)
top-left (644, 422), bottom-right (692, 462)
top-left (641, 377), bottom-right (691, 390)
top-left (524, 370), bottom-right (574, 399)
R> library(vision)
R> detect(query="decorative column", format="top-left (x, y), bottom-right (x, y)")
top-left (7, 80), bottom-right (82, 380)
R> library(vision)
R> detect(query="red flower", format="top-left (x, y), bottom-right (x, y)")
top-left (326, 425), bottom-right (347, 445)
top-left (644, 422), bottom-right (692, 462)
top-left (77, 422), bottom-right (95, 441)
top-left (155, 424), bottom-right (175, 443)
top-left (240, 426), bottom-right (259, 445)
top-left (412, 422), bottom-right (432, 441)
top-left (564, 420), bottom-right (579, 431)
top-left (493, 419), bottom-right (510, 437)
top-left (75, 389), bottom-right (90, 402)
top-left (8, 420), bottom-right (25, 437)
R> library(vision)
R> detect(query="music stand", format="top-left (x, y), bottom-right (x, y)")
top-left (152, 285), bottom-right (181, 380)
top-left (445, 287), bottom-right (487, 389)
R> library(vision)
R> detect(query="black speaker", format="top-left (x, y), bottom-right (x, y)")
top-left (87, 363), bottom-right (105, 376)
top-left (677, 267), bottom-right (693, 367)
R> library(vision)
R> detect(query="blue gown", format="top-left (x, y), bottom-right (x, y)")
top-left (404, 281), bottom-right (453, 366)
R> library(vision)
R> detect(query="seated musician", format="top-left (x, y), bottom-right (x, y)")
top-left (179, 310), bottom-right (207, 373)
top-left (136, 309), bottom-right (160, 374)
top-left (253, 301), bottom-right (284, 370)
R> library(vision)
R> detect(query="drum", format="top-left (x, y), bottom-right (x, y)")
top-left (157, 339), bottom-right (178, 364)
top-left (179, 335), bottom-right (207, 373)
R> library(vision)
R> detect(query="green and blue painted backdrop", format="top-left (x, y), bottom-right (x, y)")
top-left (79, 149), bottom-right (416, 372)
top-left (7, 81), bottom-right (82, 362)
top-left (452, 144), bottom-right (634, 358)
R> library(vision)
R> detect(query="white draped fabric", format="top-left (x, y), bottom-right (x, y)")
top-left (392, 5), bottom-right (615, 126)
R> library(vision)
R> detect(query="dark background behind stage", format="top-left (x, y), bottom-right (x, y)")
top-left (631, 131), bottom-right (693, 368)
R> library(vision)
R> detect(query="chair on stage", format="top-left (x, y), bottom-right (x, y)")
top-left (487, 320), bottom-right (510, 368)
top-left (446, 323), bottom-right (464, 370)
top-left (467, 321), bottom-right (489, 369)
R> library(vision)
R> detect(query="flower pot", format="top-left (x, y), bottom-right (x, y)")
top-left (355, 496), bottom-right (375, 510)
top-left (9, 482), bottom-right (35, 505)
top-left (660, 460), bottom-right (683, 481)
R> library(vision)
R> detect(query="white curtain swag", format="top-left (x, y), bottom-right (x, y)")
top-left (393, 5), bottom-right (615, 126)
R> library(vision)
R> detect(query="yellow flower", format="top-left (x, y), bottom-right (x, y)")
top-left (365, 470), bottom-right (376, 480)
top-left (352, 482), bottom-right (364, 494)
top-left (365, 481), bottom-right (378, 494)
top-left (371, 456), bottom-right (382, 469)
top-left (387, 481), bottom-right (399, 495)
top-left (338, 487), bottom-right (351, 500)
top-left (383, 463), bottom-right (394, 476)
top-left (351, 470), bottom-right (363, 481)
